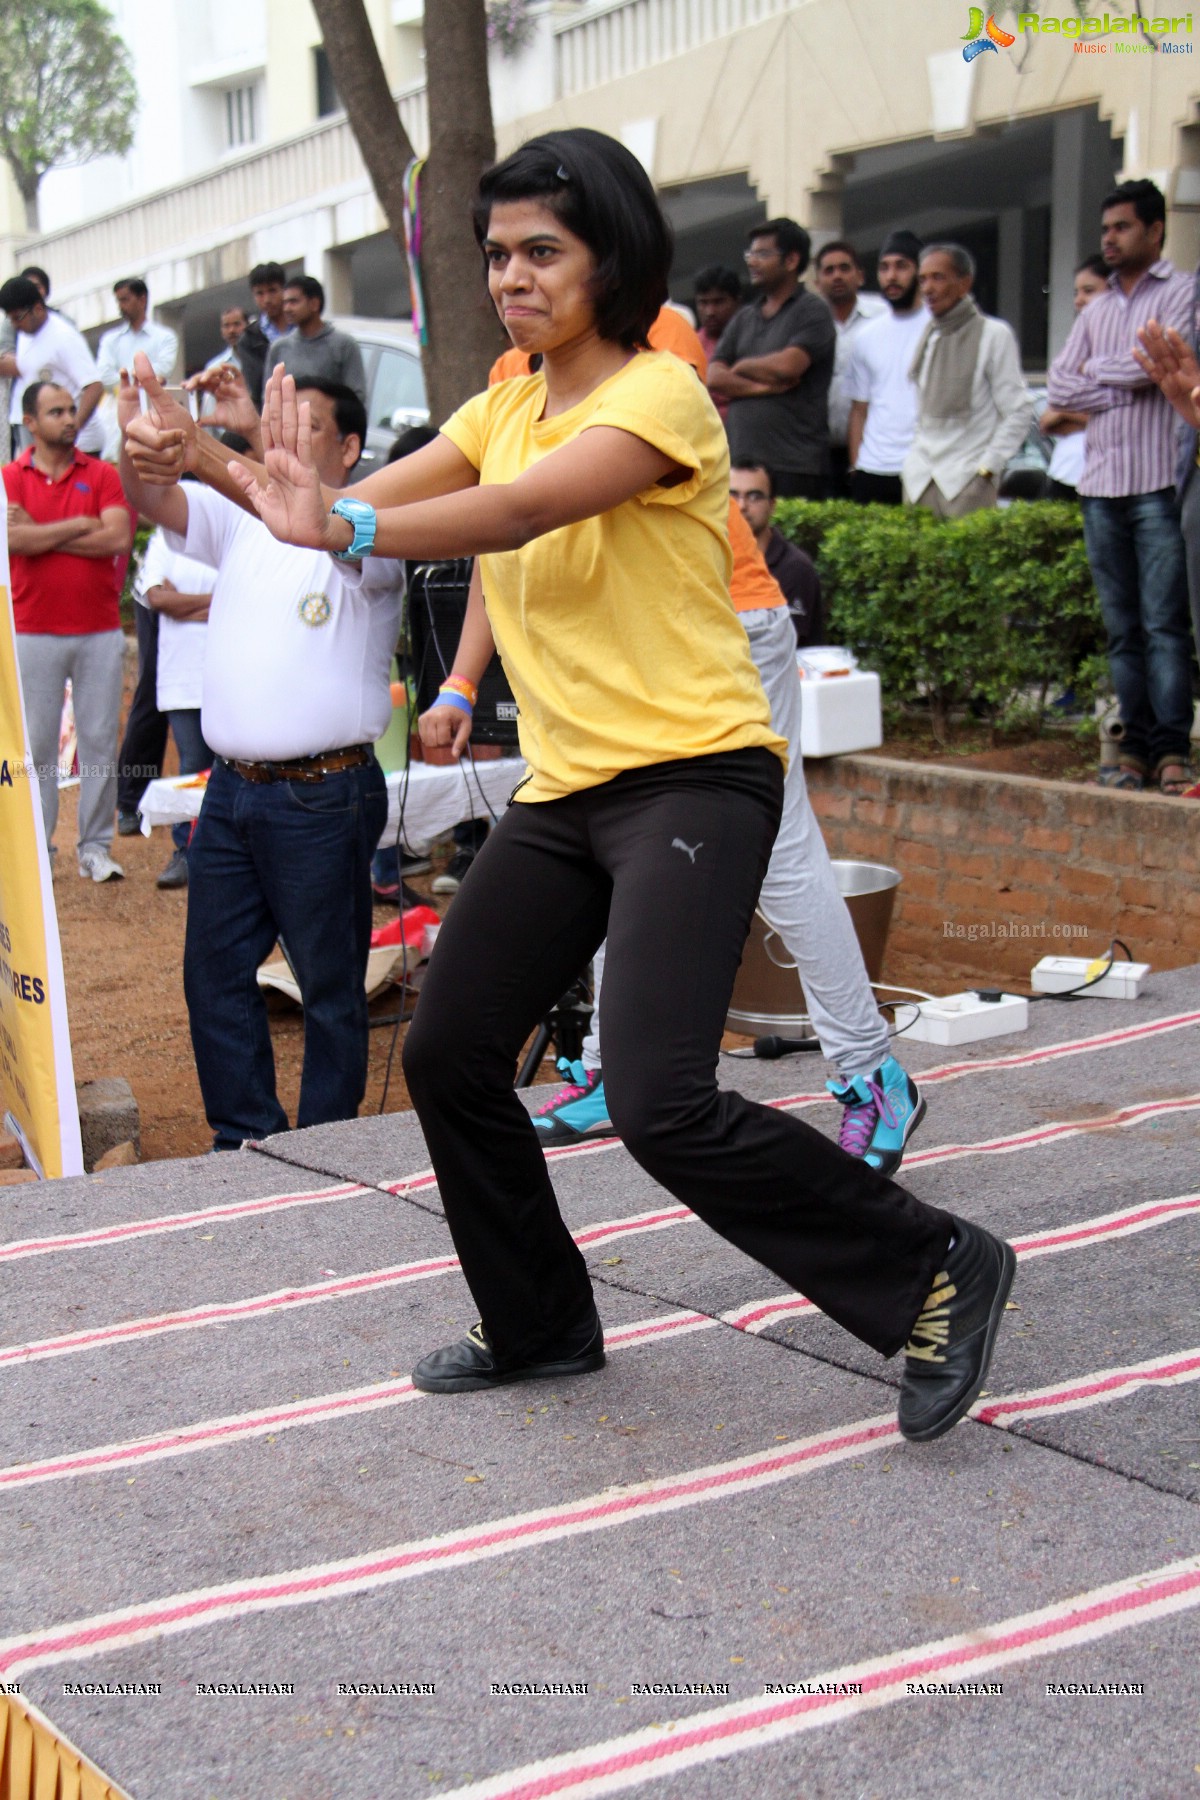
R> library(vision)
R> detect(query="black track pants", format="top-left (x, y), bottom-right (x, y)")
top-left (403, 749), bottom-right (952, 1364)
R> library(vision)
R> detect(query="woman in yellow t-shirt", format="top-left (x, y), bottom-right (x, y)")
top-left (132, 129), bottom-right (1012, 1443)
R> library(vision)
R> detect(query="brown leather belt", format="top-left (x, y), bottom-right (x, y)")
top-left (223, 745), bottom-right (372, 785)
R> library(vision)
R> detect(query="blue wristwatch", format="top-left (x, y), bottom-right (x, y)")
top-left (329, 497), bottom-right (378, 561)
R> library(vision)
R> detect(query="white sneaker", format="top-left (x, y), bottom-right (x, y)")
top-left (78, 847), bottom-right (125, 883)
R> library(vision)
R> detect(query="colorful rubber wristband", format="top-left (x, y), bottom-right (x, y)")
top-left (441, 675), bottom-right (479, 706)
top-left (436, 689), bottom-right (474, 718)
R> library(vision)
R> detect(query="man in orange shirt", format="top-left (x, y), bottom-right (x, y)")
top-left (488, 314), bottom-right (925, 1176)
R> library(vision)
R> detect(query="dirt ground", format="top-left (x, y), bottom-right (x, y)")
top-left (876, 719), bottom-right (1098, 783)
top-left (51, 782), bottom-right (480, 1162)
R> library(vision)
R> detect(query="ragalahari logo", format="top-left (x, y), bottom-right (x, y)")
top-left (962, 8), bottom-right (1017, 58)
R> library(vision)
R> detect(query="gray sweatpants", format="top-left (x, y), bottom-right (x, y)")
top-left (583, 604), bottom-right (891, 1080)
top-left (16, 629), bottom-right (124, 857)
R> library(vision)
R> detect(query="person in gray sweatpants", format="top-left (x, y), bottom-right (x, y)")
top-left (539, 596), bottom-right (926, 1175)
top-left (17, 631), bottom-right (126, 861)
top-left (4, 380), bottom-right (132, 879)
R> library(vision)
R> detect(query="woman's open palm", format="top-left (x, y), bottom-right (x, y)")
top-left (228, 366), bottom-right (332, 549)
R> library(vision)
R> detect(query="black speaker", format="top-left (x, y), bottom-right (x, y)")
top-left (406, 558), bottom-right (520, 747)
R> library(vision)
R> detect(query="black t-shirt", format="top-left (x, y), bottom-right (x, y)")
top-left (713, 288), bottom-right (836, 476)
top-left (766, 528), bottom-right (824, 647)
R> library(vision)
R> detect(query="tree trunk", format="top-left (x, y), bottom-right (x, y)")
top-left (420, 0), bottom-right (506, 422)
top-left (310, 0), bottom-right (505, 427)
top-left (19, 176), bottom-right (40, 234)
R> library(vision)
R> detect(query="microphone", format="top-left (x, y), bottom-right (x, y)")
top-left (752, 1035), bottom-right (821, 1059)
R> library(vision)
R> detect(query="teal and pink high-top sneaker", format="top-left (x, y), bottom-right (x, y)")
top-left (531, 1058), bottom-right (614, 1147)
top-left (826, 1054), bottom-right (925, 1176)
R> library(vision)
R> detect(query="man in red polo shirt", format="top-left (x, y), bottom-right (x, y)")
top-left (4, 381), bottom-right (133, 879)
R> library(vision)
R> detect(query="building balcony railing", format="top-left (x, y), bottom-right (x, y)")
top-left (19, 85), bottom-right (429, 302)
top-left (553, 0), bottom-right (798, 96)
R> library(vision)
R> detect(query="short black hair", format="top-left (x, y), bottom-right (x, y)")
top-left (249, 261), bottom-right (287, 288)
top-left (0, 276), bottom-right (42, 314)
top-left (694, 264), bottom-right (742, 300)
top-left (22, 379), bottom-right (69, 418)
top-left (748, 218), bottom-right (811, 276)
top-left (387, 423), bottom-right (439, 463)
top-left (473, 128), bottom-right (672, 350)
top-left (1076, 253), bottom-right (1109, 282)
top-left (816, 240), bottom-right (862, 270)
top-left (294, 375), bottom-right (365, 446)
top-left (1101, 178), bottom-right (1166, 231)
top-left (115, 277), bottom-right (148, 300)
top-left (19, 265), bottom-right (50, 295)
top-left (731, 457), bottom-right (775, 500)
top-left (286, 273), bottom-right (325, 309)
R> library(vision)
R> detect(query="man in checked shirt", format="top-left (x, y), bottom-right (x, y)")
top-left (1048, 178), bottom-right (1195, 796)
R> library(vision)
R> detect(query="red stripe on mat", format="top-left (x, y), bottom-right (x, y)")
top-left (433, 1560), bottom-right (1200, 1799)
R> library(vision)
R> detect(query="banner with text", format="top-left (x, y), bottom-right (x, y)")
top-left (0, 509), bottom-right (83, 1177)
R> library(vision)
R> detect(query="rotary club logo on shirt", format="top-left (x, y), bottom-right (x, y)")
top-left (298, 591), bottom-right (332, 627)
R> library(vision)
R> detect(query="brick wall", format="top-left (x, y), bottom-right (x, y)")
top-left (804, 755), bottom-right (1200, 989)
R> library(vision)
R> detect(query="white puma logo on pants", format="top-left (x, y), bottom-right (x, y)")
top-left (672, 838), bottom-right (702, 864)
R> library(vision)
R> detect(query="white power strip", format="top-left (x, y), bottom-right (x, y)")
top-left (893, 991), bottom-right (1029, 1046)
top-left (1031, 956), bottom-right (1149, 1000)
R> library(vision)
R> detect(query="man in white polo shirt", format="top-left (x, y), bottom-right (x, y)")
top-left (119, 373), bottom-right (403, 1150)
top-left (0, 276), bottom-right (104, 454)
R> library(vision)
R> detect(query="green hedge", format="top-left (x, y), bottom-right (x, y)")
top-left (119, 519), bottom-right (153, 630)
top-left (772, 498), bottom-right (1105, 740)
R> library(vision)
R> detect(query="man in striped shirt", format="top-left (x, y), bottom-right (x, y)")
top-left (1047, 179), bottom-right (1195, 794)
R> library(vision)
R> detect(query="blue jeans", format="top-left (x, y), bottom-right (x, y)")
top-left (167, 709), bottom-right (212, 852)
top-left (184, 756), bottom-right (388, 1148)
top-left (1080, 490), bottom-right (1193, 768)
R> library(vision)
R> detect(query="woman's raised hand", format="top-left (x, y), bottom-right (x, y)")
top-left (226, 365), bottom-right (335, 550)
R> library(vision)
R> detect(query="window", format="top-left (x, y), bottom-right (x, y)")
top-left (225, 84), bottom-right (258, 150)
top-left (315, 48), bottom-right (340, 119)
top-left (370, 347), bottom-right (427, 428)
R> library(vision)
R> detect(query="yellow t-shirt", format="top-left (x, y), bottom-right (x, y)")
top-left (441, 351), bottom-right (786, 802)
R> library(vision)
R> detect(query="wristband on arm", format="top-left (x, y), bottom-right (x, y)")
top-left (437, 683), bottom-right (475, 718)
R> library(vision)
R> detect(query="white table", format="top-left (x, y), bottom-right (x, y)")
top-left (138, 756), bottom-right (528, 850)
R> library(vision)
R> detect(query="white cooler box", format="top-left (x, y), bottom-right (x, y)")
top-left (798, 668), bottom-right (882, 758)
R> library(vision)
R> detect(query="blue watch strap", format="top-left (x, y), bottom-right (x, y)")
top-left (330, 497), bottom-right (377, 561)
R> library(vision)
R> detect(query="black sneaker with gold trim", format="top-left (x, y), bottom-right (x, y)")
top-left (411, 1314), bottom-right (605, 1394)
top-left (898, 1217), bottom-right (1016, 1443)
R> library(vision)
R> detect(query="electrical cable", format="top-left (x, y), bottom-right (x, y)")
top-left (375, 575), bottom-right (437, 1114)
top-left (1018, 936), bottom-right (1134, 1003)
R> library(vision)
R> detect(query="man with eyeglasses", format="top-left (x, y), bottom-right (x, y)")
top-left (729, 460), bottom-right (823, 647)
top-left (707, 219), bottom-right (836, 499)
top-left (0, 276), bottom-right (105, 456)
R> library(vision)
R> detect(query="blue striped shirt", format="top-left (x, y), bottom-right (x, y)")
top-left (1046, 259), bottom-right (1193, 497)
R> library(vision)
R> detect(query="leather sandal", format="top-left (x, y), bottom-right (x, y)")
top-left (1153, 757), bottom-right (1197, 797)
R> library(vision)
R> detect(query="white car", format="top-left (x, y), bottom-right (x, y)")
top-left (330, 315), bottom-right (429, 471)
